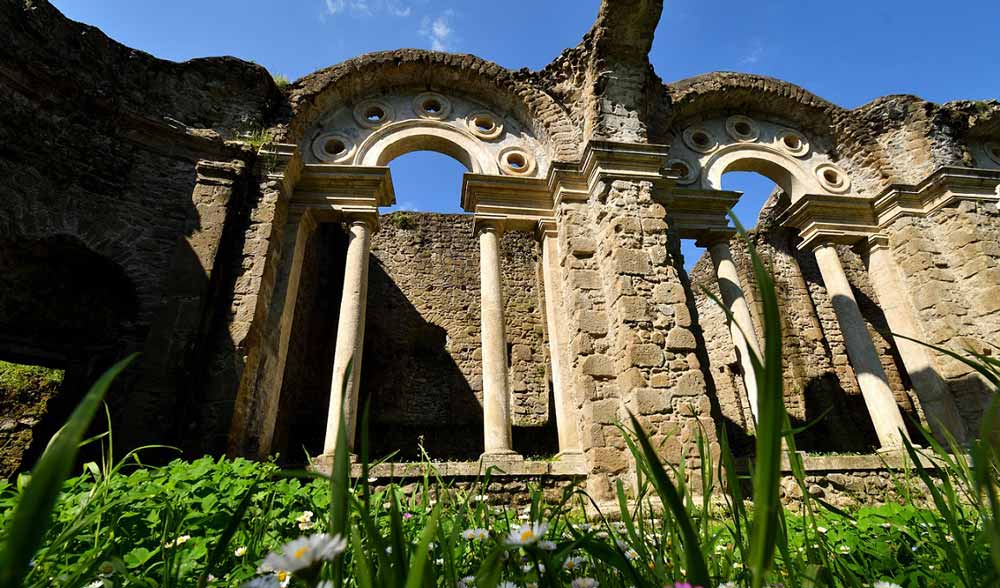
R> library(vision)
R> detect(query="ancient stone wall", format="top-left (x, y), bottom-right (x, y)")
top-left (352, 212), bottom-right (551, 461)
top-left (882, 201), bottom-right (1000, 433)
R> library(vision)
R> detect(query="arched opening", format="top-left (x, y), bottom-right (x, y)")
top-left (277, 149), bottom-right (559, 463)
top-left (685, 170), bottom-right (886, 454)
top-left (0, 235), bottom-right (139, 475)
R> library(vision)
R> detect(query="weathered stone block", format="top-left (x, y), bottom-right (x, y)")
top-left (576, 310), bottom-right (609, 335)
top-left (625, 342), bottom-right (663, 367)
top-left (665, 326), bottom-right (697, 350)
top-left (611, 249), bottom-right (651, 275)
top-left (582, 354), bottom-right (615, 377)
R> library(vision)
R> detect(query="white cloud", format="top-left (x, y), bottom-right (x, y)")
top-left (419, 10), bottom-right (454, 51)
top-left (324, 0), bottom-right (412, 18)
top-left (740, 39), bottom-right (764, 66)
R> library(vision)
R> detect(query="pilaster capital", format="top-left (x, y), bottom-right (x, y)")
top-left (535, 218), bottom-right (558, 241)
top-left (866, 234), bottom-right (891, 254)
top-left (286, 203), bottom-right (319, 228)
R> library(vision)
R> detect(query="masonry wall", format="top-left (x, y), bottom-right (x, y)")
top-left (882, 200), bottom-right (1000, 433)
top-left (352, 212), bottom-right (552, 461)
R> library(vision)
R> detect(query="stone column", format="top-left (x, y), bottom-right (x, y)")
top-left (812, 242), bottom-right (909, 449)
top-left (539, 222), bottom-right (582, 456)
top-left (478, 221), bottom-right (520, 458)
top-left (705, 237), bottom-right (763, 423)
top-left (322, 216), bottom-right (374, 456)
top-left (866, 236), bottom-right (966, 443)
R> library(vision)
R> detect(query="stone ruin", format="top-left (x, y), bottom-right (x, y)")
top-left (2, 0), bottom-right (999, 506)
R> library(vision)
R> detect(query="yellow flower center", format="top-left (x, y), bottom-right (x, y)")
top-left (520, 530), bottom-right (535, 542)
top-left (277, 571), bottom-right (289, 581)
top-left (294, 547), bottom-right (309, 559)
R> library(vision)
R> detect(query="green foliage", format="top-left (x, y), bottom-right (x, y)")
top-left (0, 361), bottom-right (63, 394)
top-left (387, 213), bottom-right (415, 230)
top-left (272, 74), bottom-right (290, 90)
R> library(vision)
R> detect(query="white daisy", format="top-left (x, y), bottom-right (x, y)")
top-left (235, 546), bottom-right (248, 557)
top-left (571, 578), bottom-right (599, 588)
top-left (296, 511), bottom-right (315, 531)
top-left (462, 528), bottom-right (490, 541)
top-left (563, 556), bottom-right (586, 570)
top-left (538, 540), bottom-right (557, 551)
top-left (458, 576), bottom-right (477, 588)
top-left (873, 583), bottom-right (902, 588)
top-left (506, 521), bottom-right (549, 546)
top-left (259, 534), bottom-right (347, 573)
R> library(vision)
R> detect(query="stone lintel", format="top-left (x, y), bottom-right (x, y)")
top-left (873, 165), bottom-right (1000, 226)
top-left (778, 193), bottom-right (879, 250)
top-left (580, 139), bottom-right (670, 193)
top-left (462, 173), bottom-right (553, 231)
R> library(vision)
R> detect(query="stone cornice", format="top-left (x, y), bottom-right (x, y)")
top-left (462, 173), bottom-right (553, 232)
top-left (656, 187), bottom-right (741, 241)
top-left (872, 166), bottom-right (1000, 226)
top-left (778, 166), bottom-right (1000, 250)
top-left (579, 140), bottom-right (670, 194)
top-left (291, 164), bottom-right (394, 224)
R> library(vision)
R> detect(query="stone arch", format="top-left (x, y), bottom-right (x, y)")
top-left (704, 144), bottom-right (821, 199)
top-left (357, 119), bottom-right (496, 174)
top-left (280, 50), bottom-right (582, 164)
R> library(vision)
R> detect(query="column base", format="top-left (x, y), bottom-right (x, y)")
top-left (313, 452), bottom-right (360, 470)
top-left (480, 450), bottom-right (524, 467)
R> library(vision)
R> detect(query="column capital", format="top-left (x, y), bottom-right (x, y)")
top-left (341, 212), bottom-right (379, 233)
top-left (694, 229), bottom-right (736, 249)
top-left (474, 215), bottom-right (506, 237)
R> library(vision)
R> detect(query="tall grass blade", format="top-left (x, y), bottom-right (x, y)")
top-left (0, 353), bottom-right (137, 588)
top-left (624, 411), bottom-right (711, 587)
top-left (330, 357), bottom-right (354, 588)
top-left (727, 211), bottom-right (785, 588)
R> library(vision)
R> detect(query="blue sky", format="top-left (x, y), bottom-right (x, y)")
top-left (53, 0), bottom-right (1000, 268)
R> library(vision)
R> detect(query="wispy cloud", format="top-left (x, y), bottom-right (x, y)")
top-left (740, 38), bottom-right (764, 66)
top-left (419, 10), bottom-right (454, 51)
top-left (323, 0), bottom-right (412, 18)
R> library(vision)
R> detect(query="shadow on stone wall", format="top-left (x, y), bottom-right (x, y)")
top-left (0, 235), bottom-right (140, 475)
top-left (358, 259), bottom-right (485, 461)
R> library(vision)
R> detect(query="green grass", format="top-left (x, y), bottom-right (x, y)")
top-left (0, 361), bottom-right (63, 394)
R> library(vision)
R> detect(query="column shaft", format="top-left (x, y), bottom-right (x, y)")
top-left (541, 231), bottom-right (582, 454)
top-left (708, 241), bottom-right (763, 424)
top-left (813, 243), bottom-right (909, 449)
top-left (323, 219), bottom-right (373, 455)
top-left (867, 244), bottom-right (966, 443)
top-left (479, 225), bottom-right (517, 456)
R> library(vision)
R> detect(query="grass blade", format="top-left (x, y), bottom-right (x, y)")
top-left (624, 411), bottom-right (711, 587)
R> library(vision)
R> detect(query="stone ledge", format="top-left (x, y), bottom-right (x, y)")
top-left (310, 454), bottom-right (588, 479)
top-left (737, 451), bottom-right (953, 474)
